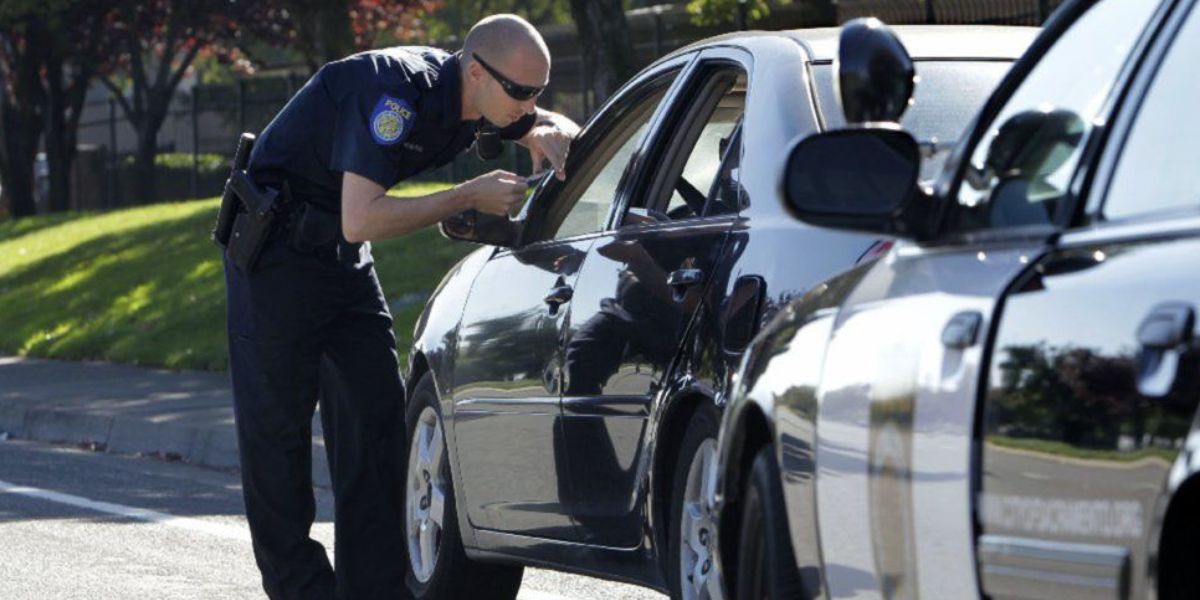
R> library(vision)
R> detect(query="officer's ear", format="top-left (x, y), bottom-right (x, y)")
top-left (465, 59), bottom-right (486, 84)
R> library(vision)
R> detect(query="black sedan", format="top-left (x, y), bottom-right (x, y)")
top-left (401, 24), bottom-right (1034, 600)
top-left (714, 0), bottom-right (1200, 598)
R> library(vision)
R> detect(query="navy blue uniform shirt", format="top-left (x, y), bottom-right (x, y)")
top-left (248, 47), bottom-right (536, 209)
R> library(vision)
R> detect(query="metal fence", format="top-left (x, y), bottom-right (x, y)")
top-left (68, 75), bottom-right (535, 211)
top-left (58, 0), bottom-right (1065, 210)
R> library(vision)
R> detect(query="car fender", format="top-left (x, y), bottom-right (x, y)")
top-left (405, 244), bottom-right (494, 548)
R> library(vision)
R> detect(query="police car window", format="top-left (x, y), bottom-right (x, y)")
top-left (552, 86), bottom-right (671, 240)
top-left (1103, 4), bottom-right (1200, 221)
top-left (947, 0), bottom-right (1160, 233)
top-left (812, 61), bottom-right (1011, 182)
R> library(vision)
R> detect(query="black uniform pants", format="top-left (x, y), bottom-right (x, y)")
top-left (224, 232), bottom-right (408, 599)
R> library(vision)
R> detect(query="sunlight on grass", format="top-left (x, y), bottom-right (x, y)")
top-left (1, 181), bottom-right (470, 371)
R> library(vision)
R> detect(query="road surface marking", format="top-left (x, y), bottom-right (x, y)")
top-left (0, 478), bottom-right (595, 600)
top-left (0, 478), bottom-right (251, 542)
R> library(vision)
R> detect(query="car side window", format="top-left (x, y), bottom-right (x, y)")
top-left (946, 0), bottom-right (1160, 233)
top-left (625, 67), bottom-right (746, 226)
top-left (662, 84), bottom-right (744, 220)
top-left (1102, 5), bottom-right (1200, 221)
top-left (550, 82), bottom-right (673, 241)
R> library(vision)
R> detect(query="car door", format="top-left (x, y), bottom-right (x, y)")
top-left (977, 3), bottom-right (1200, 599)
top-left (810, 0), bottom-right (1168, 597)
top-left (450, 56), bottom-right (690, 540)
top-left (558, 52), bottom-right (748, 548)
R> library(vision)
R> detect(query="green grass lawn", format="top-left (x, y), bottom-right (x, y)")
top-left (0, 182), bottom-right (475, 371)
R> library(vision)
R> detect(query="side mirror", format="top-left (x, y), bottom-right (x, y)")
top-left (982, 108), bottom-right (1085, 178)
top-left (836, 18), bottom-right (915, 124)
top-left (783, 128), bottom-right (928, 237)
top-left (439, 210), bottom-right (521, 247)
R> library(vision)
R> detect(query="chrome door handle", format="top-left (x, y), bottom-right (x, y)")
top-left (941, 311), bottom-right (983, 350)
top-left (667, 268), bottom-right (704, 288)
top-left (1136, 302), bottom-right (1194, 397)
top-left (1137, 302), bottom-right (1193, 349)
top-left (544, 285), bottom-right (574, 306)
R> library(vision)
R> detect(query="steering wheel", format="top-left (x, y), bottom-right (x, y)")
top-left (672, 177), bottom-right (708, 218)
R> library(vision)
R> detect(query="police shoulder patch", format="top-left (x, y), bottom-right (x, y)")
top-left (369, 94), bottom-right (416, 146)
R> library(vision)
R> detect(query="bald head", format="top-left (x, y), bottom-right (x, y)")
top-left (462, 14), bottom-right (549, 68)
top-left (459, 14), bottom-right (549, 124)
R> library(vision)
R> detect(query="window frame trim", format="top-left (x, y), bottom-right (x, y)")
top-left (1086, 0), bottom-right (1200, 226)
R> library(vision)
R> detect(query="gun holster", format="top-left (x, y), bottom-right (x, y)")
top-left (214, 133), bottom-right (285, 274)
top-left (225, 171), bottom-right (281, 273)
top-left (213, 133), bottom-right (255, 249)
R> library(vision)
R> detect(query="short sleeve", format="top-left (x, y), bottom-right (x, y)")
top-left (498, 112), bottom-right (537, 141)
top-left (329, 87), bottom-right (418, 189)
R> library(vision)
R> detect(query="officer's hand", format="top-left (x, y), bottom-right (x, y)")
top-left (460, 170), bottom-right (528, 216)
top-left (527, 122), bottom-right (579, 182)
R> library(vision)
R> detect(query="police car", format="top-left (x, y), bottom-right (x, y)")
top-left (713, 0), bottom-right (1200, 598)
top-left (401, 24), bottom-right (1035, 600)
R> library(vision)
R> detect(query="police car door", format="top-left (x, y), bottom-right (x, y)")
top-left (977, 2), bottom-right (1198, 599)
top-left (451, 56), bottom-right (692, 542)
top-left (811, 0), bottom-right (1167, 597)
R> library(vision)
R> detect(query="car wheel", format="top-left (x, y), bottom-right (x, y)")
top-left (404, 373), bottom-right (523, 600)
top-left (669, 404), bottom-right (725, 600)
top-left (735, 446), bottom-right (802, 600)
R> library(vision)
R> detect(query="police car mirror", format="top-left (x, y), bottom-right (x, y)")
top-left (439, 210), bottom-right (521, 247)
top-left (783, 127), bottom-right (930, 239)
top-left (836, 18), bottom-right (915, 124)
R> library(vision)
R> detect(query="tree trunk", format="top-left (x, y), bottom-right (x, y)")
top-left (44, 54), bottom-right (71, 212)
top-left (133, 128), bottom-right (158, 205)
top-left (0, 98), bottom-right (41, 217)
top-left (0, 29), bottom-right (46, 218)
top-left (568, 0), bottom-right (637, 109)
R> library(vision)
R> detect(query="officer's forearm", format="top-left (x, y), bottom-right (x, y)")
top-left (343, 187), bottom-right (472, 243)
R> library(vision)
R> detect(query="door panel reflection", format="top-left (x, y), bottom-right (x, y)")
top-left (981, 239), bottom-right (1200, 600)
top-left (453, 241), bottom-right (590, 539)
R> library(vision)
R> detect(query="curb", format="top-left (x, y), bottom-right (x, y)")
top-left (0, 404), bottom-right (331, 488)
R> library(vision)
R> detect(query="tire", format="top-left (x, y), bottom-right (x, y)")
top-left (403, 373), bottom-right (523, 600)
top-left (668, 404), bottom-right (724, 600)
top-left (1157, 493), bottom-right (1200, 599)
top-left (735, 446), bottom-right (803, 600)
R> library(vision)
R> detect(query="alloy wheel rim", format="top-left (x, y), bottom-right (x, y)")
top-left (680, 437), bottom-right (724, 600)
top-left (406, 406), bottom-right (447, 584)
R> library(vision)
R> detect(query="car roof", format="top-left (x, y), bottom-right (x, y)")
top-left (789, 25), bottom-right (1039, 61)
top-left (666, 25), bottom-right (1038, 63)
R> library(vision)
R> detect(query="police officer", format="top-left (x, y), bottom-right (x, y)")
top-left (223, 14), bottom-right (578, 599)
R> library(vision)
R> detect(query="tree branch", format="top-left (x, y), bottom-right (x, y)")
top-left (165, 37), bottom-right (201, 95)
top-left (154, 2), bottom-right (180, 91)
top-left (98, 75), bottom-right (135, 121)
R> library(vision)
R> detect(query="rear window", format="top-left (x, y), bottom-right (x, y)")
top-left (812, 61), bottom-right (1012, 181)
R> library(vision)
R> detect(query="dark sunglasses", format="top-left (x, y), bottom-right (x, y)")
top-left (472, 53), bottom-right (544, 101)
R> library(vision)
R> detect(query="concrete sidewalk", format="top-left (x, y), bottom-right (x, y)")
top-left (0, 356), bottom-right (331, 487)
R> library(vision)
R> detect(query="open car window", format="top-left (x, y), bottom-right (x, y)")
top-left (624, 66), bottom-right (747, 226)
top-left (539, 76), bottom-right (677, 241)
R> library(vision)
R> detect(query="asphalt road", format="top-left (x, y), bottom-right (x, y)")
top-left (0, 437), bottom-right (665, 600)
